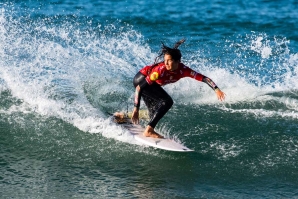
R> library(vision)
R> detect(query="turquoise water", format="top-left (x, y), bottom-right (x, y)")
top-left (1, 0), bottom-right (298, 198)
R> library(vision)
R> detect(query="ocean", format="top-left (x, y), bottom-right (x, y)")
top-left (1, 0), bottom-right (298, 198)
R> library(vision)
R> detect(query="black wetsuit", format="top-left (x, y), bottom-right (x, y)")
top-left (133, 62), bottom-right (219, 128)
top-left (133, 72), bottom-right (173, 128)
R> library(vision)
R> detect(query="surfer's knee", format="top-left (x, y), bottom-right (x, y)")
top-left (163, 97), bottom-right (173, 110)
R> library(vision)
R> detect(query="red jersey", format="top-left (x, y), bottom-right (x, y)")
top-left (139, 62), bottom-right (205, 86)
top-left (133, 62), bottom-right (219, 108)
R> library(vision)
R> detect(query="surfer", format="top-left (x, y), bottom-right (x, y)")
top-left (131, 39), bottom-right (225, 138)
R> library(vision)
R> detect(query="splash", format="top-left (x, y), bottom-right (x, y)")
top-left (0, 5), bottom-right (151, 142)
top-left (162, 32), bottom-right (298, 122)
top-left (1, 4), bottom-right (298, 140)
top-left (250, 36), bottom-right (272, 59)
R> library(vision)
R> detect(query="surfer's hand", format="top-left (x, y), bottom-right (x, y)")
top-left (215, 89), bottom-right (226, 101)
top-left (131, 108), bottom-right (139, 124)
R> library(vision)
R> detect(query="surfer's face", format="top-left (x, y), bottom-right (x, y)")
top-left (164, 54), bottom-right (179, 71)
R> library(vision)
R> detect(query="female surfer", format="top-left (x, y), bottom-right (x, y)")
top-left (131, 39), bottom-right (225, 138)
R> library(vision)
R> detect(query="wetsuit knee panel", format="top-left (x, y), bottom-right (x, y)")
top-left (164, 97), bottom-right (173, 109)
top-left (159, 97), bottom-right (173, 111)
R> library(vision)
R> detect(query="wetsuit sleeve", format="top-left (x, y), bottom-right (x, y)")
top-left (202, 76), bottom-right (219, 91)
top-left (184, 66), bottom-right (219, 90)
top-left (133, 72), bottom-right (149, 108)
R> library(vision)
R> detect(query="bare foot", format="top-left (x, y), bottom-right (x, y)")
top-left (143, 126), bottom-right (164, 138)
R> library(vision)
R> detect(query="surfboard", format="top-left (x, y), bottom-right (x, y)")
top-left (113, 112), bottom-right (194, 152)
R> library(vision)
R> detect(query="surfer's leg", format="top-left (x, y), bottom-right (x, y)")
top-left (142, 83), bottom-right (173, 138)
top-left (148, 96), bottom-right (173, 128)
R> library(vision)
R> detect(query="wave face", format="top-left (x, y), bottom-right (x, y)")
top-left (1, 1), bottom-right (298, 198)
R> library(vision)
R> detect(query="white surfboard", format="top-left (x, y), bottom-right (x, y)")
top-left (113, 113), bottom-right (193, 152)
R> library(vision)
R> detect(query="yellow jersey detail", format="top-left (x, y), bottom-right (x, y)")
top-left (150, 72), bottom-right (159, 81)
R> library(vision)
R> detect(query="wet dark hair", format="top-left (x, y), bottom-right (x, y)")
top-left (154, 39), bottom-right (186, 64)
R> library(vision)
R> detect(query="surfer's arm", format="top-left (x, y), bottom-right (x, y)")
top-left (184, 67), bottom-right (219, 90)
top-left (184, 67), bottom-right (225, 101)
top-left (202, 76), bottom-right (218, 90)
top-left (132, 86), bottom-right (141, 124)
top-left (134, 85), bottom-right (142, 109)
top-left (132, 73), bottom-right (150, 124)
top-left (134, 77), bottom-right (149, 108)
top-left (202, 76), bottom-right (225, 101)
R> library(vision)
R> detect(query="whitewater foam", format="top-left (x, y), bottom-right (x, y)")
top-left (1, 5), bottom-right (298, 146)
